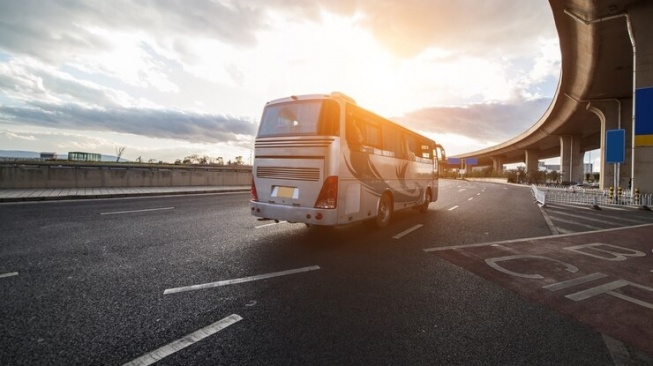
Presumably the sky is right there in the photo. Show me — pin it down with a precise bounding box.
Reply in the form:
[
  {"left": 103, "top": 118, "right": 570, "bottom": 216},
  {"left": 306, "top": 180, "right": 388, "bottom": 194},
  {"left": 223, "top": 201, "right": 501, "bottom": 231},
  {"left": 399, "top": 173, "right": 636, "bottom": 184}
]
[{"left": 0, "top": 0, "right": 563, "bottom": 164}]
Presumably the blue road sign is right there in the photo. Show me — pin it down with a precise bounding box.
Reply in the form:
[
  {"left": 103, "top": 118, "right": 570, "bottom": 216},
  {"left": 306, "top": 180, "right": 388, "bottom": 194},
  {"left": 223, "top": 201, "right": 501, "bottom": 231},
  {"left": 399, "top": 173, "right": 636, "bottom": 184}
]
[
  {"left": 465, "top": 157, "right": 478, "bottom": 165},
  {"left": 635, "top": 87, "right": 653, "bottom": 146},
  {"left": 606, "top": 129, "right": 625, "bottom": 164},
  {"left": 447, "top": 157, "right": 461, "bottom": 165}
]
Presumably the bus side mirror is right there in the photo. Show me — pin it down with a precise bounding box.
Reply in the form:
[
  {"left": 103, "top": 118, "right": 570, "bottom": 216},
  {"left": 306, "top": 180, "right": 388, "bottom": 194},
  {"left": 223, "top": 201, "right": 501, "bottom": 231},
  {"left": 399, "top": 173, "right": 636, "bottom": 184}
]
[{"left": 435, "top": 144, "right": 446, "bottom": 162}]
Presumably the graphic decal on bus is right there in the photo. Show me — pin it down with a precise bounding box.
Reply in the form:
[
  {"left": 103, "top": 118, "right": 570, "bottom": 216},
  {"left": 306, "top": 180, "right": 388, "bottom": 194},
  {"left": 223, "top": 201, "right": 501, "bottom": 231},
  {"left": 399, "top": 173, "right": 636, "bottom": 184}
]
[{"left": 344, "top": 151, "right": 424, "bottom": 202}]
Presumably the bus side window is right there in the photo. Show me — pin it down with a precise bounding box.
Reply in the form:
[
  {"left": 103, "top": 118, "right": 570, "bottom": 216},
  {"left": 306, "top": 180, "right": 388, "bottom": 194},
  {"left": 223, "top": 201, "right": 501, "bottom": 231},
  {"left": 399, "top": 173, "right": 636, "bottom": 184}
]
[
  {"left": 382, "top": 124, "right": 402, "bottom": 158},
  {"left": 405, "top": 135, "right": 417, "bottom": 161},
  {"left": 363, "top": 122, "right": 381, "bottom": 148},
  {"left": 421, "top": 143, "right": 432, "bottom": 159},
  {"left": 346, "top": 113, "right": 363, "bottom": 149},
  {"left": 319, "top": 100, "right": 340, "bottom": 136}
]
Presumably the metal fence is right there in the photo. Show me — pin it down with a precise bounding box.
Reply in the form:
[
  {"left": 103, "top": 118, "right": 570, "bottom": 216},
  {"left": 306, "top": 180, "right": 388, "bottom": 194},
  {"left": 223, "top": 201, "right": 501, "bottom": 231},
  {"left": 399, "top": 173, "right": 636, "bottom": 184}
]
[{"left": 531, "top": 184, "right": 653, "bottom": 209}]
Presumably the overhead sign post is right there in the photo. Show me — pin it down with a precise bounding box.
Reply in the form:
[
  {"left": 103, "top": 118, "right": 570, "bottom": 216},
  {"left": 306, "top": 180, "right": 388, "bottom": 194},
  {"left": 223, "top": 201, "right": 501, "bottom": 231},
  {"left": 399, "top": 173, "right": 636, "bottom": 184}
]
[{"left": 606, "top": 129, "right": 625, "bottom": 193}]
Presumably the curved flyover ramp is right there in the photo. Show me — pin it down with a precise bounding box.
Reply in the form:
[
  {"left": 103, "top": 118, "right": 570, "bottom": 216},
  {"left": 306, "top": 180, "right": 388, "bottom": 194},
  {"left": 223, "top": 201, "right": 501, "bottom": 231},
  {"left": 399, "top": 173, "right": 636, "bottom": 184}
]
[{"left": 456, "top": 0, "right": 653, "bottom": 193}]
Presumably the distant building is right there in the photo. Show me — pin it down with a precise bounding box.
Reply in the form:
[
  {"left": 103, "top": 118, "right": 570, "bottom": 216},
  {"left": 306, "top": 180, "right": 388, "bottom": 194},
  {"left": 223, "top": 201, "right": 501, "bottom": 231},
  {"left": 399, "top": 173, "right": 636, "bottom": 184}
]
[
  {"left": 40, "top": 152, "right": 57, "bottom": 160},
  {"left": 539, "top": 162, "right": 560, "bottom": 172},
  {"left": 68, "top": 152, "right": 101, "bottom": 162}
]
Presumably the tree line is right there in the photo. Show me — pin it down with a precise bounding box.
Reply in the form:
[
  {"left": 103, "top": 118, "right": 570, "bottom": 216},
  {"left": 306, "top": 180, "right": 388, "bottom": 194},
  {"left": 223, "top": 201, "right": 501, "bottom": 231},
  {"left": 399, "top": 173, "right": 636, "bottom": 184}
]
[
  {"left": 173, "top": 154, "right": 245, "bottom": 166},
  {"left": 116, "top": 147, "right": 247, "bottom": 166}
]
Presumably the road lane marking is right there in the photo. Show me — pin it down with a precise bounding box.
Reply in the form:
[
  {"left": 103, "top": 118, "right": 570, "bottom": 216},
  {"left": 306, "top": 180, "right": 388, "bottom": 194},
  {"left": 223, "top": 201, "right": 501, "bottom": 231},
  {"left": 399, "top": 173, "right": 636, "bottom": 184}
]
[
  {"left": 164, "top": 265, "right": 321, "bottom": 295},
  {"left": 423, "top": 223, "right": 653, "bottom": 252},
  {"left": 550, "top": 217, "right": 603, "bottom": 231},
  {"left": 100, "top": 207, "right": 174, "bottom": 215},
  {"left": 122, "top": 314, "right": 242, "bottom": 366},
  {"left": 468, "top": 197, "right": 474, "bottom": 201},
  {"left": 0, "top": 272, "right": 18, "bottom": 278},
  {"left": 448, "top": 205, "right": 459, "bottom": 211},
  {"left": 543, "top": 272, "right": 608, "bottom": 291},
  {"left": 255, "top": 221, "right": 287, "bottom": 229},
  {"left": 393, "top": 224, "right": 424, "bottom": 239}
]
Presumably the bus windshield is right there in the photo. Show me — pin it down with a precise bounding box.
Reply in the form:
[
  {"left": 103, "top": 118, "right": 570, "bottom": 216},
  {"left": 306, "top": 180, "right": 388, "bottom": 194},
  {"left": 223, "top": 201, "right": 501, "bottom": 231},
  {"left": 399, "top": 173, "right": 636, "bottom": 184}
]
[{"left": 258, "top": 100, "right": 339, "bottom": 137}]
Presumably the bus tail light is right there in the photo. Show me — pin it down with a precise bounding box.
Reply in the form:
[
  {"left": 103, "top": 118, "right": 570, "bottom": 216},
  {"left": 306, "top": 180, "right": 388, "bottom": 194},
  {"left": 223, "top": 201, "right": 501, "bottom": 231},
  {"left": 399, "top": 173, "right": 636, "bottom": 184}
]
[
  {"left": 250, "top": 177, "right": 259, "bottom": 201},
  {"left": 314, "top": 176, "right": 338, "bottom": 209}
]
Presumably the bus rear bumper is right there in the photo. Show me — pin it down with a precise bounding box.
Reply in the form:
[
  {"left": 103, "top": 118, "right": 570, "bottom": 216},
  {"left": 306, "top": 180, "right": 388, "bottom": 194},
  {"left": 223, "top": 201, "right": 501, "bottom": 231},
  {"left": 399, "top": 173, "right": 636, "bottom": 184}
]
[{"left": 250, "top": 201, "right": 338, "bottom": 226}]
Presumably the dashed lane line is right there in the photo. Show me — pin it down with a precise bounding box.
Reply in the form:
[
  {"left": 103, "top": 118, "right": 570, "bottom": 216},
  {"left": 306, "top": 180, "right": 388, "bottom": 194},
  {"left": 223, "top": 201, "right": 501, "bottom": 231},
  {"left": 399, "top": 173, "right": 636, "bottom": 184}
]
[
  {"left": 164, "top": 265, "right": 321, "bottom": 295},
  {"left": 100, "top": 207, "right": 174, "bottom": 215},
  {"left": 393, "top": 224, "right": 424, "bottom": 239},
  {"left": 122, "top": 314, "right": 242, "bottom": 366},
  {"left": 448, "top": 205, "right": 459, "bottom": 211},
  {"left": 0, "top": 272, "right": 18, "bottom": 279}
]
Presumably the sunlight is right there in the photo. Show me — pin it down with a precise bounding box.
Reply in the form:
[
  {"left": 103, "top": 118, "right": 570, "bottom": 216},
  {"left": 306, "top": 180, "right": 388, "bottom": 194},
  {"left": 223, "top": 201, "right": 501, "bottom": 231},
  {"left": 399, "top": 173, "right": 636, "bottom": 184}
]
[{"left": 232, "top": 9, "right": 529, "bottom": 121}]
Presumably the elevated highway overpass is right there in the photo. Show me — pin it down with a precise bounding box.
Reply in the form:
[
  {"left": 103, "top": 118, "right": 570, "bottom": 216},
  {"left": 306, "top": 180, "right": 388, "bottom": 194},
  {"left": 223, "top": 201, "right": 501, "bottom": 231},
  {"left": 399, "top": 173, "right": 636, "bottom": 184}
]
[{"left": 456, "top": 0, "right": 653, "bottom": 193}]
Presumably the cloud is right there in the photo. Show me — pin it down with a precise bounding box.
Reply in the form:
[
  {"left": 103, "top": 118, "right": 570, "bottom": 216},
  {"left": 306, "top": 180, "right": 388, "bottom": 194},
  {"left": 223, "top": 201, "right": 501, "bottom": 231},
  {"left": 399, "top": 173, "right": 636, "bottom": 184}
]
[
  {"left": 396, "top": 97, "right": 552, "bottom": 144},
  {"left": 0, "top": 57, "right": 140, "bottom": 107},
  {"left": 0, "top": 102, "right": 257, "bottom": 144},
  {"left": 0, "top": 1, "right": 555, "bottom": 64},
  {"left": 260, "top": 0, "right": 556, "bottom": 58},
  {"left": 0, "top": 0, "right": 262, "bottom": 62},
  {"left": 0, "top": 130, "right": 36, "bottom": 141},
  {"left": 0, "top": 1, "right": 559, "bottom": 161}
]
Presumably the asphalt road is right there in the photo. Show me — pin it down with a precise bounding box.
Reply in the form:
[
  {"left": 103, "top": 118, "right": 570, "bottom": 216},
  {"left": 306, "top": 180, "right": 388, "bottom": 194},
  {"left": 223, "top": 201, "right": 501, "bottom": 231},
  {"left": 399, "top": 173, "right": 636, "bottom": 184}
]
[{"left": 1, "top": 180, "right": 652, "bottom": 365}]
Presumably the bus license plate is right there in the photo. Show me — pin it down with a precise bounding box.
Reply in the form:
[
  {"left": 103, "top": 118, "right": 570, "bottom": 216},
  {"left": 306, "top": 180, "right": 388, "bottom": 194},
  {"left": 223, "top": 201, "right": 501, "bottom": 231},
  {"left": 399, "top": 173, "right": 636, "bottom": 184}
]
[{"left": 274, "top": 186, "right": 298, "bottom": 199}]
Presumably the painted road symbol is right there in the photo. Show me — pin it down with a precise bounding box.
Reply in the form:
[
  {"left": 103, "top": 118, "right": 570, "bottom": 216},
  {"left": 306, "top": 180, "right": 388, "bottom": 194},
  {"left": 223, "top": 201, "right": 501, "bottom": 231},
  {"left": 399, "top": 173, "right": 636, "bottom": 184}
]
[{"left": 425, "top": 224, "right": 653, "bottom": 356}]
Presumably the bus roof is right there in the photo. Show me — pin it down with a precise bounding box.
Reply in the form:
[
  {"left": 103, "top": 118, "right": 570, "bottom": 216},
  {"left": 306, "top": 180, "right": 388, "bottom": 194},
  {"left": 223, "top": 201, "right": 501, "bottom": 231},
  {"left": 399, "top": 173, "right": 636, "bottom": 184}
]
[{"left": 265, "top": 92, "right": 357, "bottom": 106}]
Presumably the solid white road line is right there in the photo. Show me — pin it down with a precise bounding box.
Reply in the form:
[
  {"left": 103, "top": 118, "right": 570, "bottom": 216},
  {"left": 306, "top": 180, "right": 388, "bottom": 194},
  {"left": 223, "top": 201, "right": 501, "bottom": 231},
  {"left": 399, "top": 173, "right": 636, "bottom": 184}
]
[
  {"left": 122, "top": 314, "right": 242, "bottom": 366},
  {"left": 423, "top": 223, "right": 653, "bottom": 252},
  {"left": 0, "top": 272, "right": 18, "bottom": 278},
  {"left": 393, "top": 224, "right": 424, "bottom": 239},
  {"left": 448, "top": 205, "right": 459, "bottom": 211},
  {"left": 100, "top": 207, "right": 175, "bottom": 215},
  {"left": 255, "top": 221, "right": 287, "bottom": 229},
  {"left": 164, "top": 265, "right": 321, "bottom": 295}
]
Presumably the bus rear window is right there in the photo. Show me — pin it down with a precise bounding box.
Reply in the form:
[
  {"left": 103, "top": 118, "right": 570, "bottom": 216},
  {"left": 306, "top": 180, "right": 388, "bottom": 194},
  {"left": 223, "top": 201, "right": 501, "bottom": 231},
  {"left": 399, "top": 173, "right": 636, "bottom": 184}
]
[{"left": 258, "top": 100, "right": 339, "bottom": 137}]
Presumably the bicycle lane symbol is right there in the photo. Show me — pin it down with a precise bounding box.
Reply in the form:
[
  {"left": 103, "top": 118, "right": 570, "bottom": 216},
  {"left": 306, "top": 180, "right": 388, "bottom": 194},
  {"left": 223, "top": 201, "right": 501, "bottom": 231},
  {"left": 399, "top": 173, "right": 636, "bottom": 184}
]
[{"left": 425, "top": 224, "right": 653, "bottom": 356}]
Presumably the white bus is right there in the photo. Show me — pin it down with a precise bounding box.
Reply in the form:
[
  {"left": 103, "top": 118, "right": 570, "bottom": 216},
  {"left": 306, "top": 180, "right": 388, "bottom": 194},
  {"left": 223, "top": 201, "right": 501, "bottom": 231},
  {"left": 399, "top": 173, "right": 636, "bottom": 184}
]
[{"left": 250, "top": 92, "right": 446, "bottom": 228}]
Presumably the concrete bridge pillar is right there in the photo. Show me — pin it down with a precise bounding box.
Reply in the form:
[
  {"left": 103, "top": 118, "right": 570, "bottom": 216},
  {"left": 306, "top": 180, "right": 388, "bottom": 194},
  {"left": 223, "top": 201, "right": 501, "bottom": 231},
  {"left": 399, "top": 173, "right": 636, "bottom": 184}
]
[
  {"left": 525, "top": 149, "right": 539, "bottom": 176},
  {"left": 491, "top": 156, "right": 504, "bottom": 175},
  {"left": 631, "top": 1, "right": 653, "bottom": 194},
  {"left": 560, "top": 135, "right": 584, "bottom": 184}
]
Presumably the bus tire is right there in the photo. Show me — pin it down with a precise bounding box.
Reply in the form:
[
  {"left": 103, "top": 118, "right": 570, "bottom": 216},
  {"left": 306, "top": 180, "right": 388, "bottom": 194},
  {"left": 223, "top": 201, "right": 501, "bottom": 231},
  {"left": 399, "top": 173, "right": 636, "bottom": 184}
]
[
  {"left": 419, "top": 188, "right": 431, "bottom": 213},
  {"left": 375, "top": 193, "right": 393, "bottom": 228}
]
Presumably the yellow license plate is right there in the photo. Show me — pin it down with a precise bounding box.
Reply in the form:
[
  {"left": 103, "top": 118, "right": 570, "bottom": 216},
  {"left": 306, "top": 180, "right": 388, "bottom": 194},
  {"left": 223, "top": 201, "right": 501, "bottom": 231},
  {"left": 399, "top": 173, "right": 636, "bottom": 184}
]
[{"left": 277, "top": 186, "right": 295, "bottom": 198}]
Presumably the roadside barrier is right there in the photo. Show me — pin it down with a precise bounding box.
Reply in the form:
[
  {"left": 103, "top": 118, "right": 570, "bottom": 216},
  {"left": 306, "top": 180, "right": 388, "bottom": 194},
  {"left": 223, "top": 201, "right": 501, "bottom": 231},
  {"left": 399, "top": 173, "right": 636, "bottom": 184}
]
[{"left": 531, "top": 185, "right": 652, "bottom": 210}]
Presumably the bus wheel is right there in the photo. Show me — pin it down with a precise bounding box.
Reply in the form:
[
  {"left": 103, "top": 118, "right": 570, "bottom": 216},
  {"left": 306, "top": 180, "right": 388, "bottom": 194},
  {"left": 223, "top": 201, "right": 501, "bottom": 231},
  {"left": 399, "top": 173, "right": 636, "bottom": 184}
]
[
  {"left": 420, "top": 189, "right": 431, "bottom": 213},
  {"left": 375, "top": 193, "right": 393, "bottom": 228}
]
